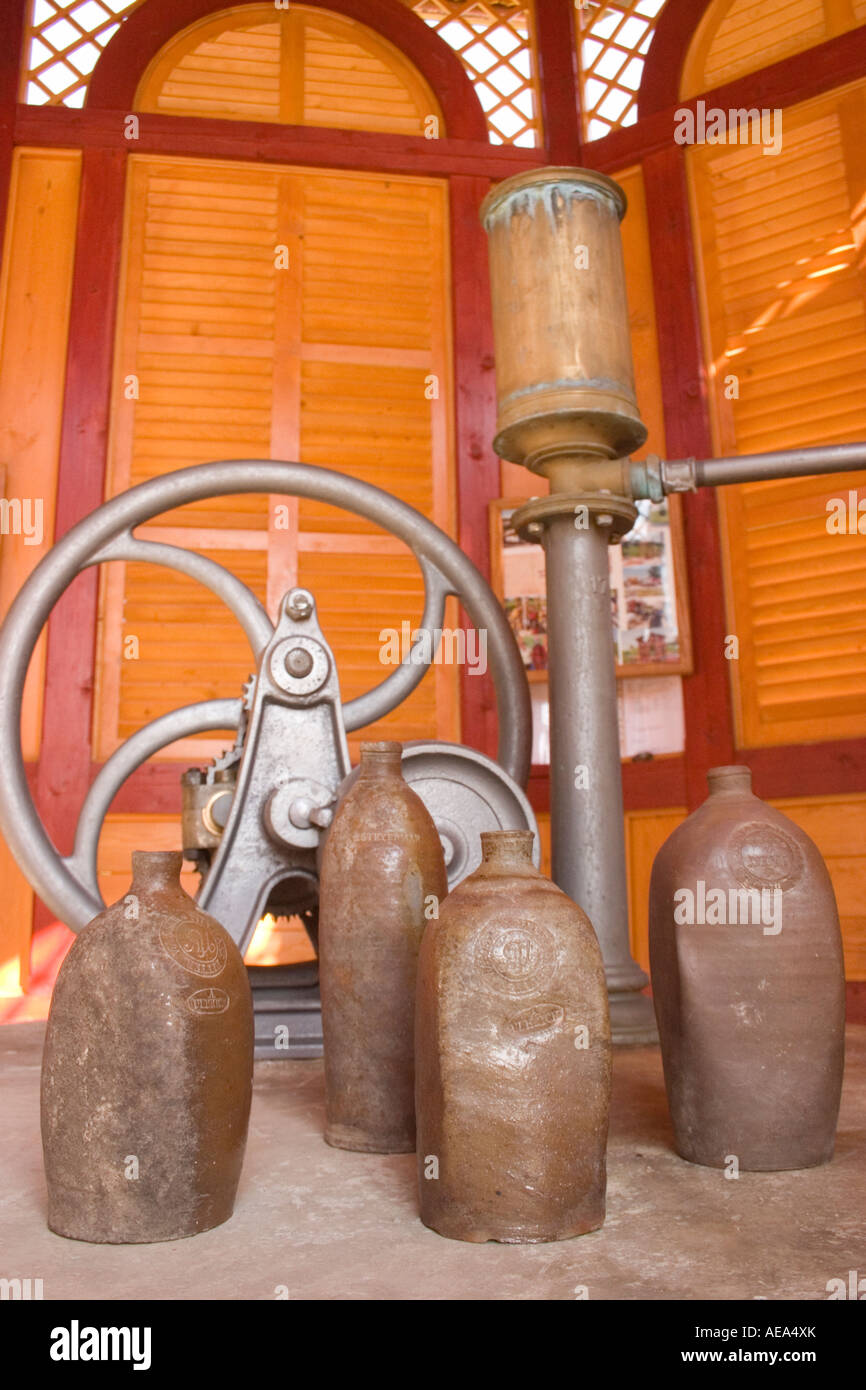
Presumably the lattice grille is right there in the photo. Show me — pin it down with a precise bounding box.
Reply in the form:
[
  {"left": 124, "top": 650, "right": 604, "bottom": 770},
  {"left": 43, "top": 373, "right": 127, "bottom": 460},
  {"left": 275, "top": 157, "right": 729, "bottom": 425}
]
[
  {"left": 578, "top": 0, "right": 667, "bottom": 143},
  {"left": 408, "top": 0, "right": 540, "bottom": 146},
  {"left": 22, "top": 0, "right": 143, "bottom": 106}
]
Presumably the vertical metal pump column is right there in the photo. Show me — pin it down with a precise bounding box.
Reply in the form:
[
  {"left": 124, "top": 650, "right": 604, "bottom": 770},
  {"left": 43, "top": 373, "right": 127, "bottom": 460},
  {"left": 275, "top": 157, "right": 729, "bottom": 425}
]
[{"left": 481, "top": 167, "right": 658, "bottom": 1043}]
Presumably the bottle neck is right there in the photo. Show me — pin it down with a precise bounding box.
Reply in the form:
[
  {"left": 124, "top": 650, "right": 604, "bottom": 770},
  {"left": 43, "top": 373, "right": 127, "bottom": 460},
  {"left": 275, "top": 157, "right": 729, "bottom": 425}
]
[
  {"left": 480, "top": 830, "right": 537, "bottom": 872},
  {"left": 357, "top": 740, "right": 404, "bottom": 780},
  {"left": 130, "top": 850, "right": 184, "bottom": 894},
  {"left": 706, "top": 765, "right": 753, "bottom": 798}
]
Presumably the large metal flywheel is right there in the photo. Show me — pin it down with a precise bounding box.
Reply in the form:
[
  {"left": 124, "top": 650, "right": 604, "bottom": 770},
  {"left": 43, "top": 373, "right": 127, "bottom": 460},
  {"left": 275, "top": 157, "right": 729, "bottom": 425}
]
[{"left": 0, "top": 461, "right": 534, "bottom": 956}]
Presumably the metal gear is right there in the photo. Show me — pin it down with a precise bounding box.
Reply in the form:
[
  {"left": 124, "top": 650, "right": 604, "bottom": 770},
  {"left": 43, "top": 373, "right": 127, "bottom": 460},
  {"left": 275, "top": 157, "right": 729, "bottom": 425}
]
[{"left": 241, "top": 674, "right": 257, "bottom": 712}]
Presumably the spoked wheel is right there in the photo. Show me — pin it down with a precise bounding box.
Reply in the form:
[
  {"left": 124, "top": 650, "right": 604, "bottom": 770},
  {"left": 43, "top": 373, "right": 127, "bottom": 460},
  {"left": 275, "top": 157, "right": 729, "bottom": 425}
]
[{"left": 0, "top": 461, "right": 532, "bottom": 933}]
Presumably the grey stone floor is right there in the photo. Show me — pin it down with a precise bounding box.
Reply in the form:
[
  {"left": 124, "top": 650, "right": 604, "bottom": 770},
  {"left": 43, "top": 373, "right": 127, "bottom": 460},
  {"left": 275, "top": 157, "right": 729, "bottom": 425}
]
[{"left": 1, "top": 1021, "right": 863, "bottom": 1300}]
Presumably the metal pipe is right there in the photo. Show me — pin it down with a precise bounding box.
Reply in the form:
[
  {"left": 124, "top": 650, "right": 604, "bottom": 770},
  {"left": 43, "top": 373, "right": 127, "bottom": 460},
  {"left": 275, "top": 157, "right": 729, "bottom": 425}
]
[
  {"left": 482, "top": 167, "right": 658, "bottom": 1044},
  {"left": 691, "top": 441, "right": 866, "bottom": 489},
  {"left": 543, "top": 513, "right": 656, "bottom": 1041},
  {"left": 636, "top": 441, "right": 866, "bottom": 498}
]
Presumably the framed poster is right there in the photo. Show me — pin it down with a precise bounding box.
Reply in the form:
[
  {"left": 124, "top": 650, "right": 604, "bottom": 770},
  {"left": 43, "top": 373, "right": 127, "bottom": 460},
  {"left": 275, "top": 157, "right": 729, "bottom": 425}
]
[{"left": 489, "top": 496, "right": 693, "bottom": 680}]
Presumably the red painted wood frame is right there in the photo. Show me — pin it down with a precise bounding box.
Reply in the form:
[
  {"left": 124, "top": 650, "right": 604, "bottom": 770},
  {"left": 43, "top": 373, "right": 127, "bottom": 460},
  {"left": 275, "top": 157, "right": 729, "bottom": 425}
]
[
  {"left": 0, "top": 0, "right": 27, "bottom": 250},
  {"left": 1, "top": 0, "right": 864, "bottom": 916},
  {"left": 643, "top": 144, "right": 734, "bottom": 812}
]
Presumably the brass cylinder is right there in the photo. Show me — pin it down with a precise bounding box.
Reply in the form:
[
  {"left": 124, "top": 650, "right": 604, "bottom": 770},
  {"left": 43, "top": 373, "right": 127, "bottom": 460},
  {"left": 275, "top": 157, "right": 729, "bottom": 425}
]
[{"left": 480, "top": 167, "right": 647, "bottom": 475}]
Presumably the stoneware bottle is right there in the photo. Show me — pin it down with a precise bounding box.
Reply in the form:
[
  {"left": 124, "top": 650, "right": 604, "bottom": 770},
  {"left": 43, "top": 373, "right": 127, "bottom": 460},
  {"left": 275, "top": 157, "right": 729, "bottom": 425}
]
[
  {"left": 649, "top": 765, "right": 845, "bottom": 1171},
  {"left": 318, "top": 740, "right": 448, "bottom": 1153},
  {"left": 41, "top": 851, "right": 253, "bottom": 1243},
  {"left": 415, "top": 829, "right": 612, "bottom": 1243}
]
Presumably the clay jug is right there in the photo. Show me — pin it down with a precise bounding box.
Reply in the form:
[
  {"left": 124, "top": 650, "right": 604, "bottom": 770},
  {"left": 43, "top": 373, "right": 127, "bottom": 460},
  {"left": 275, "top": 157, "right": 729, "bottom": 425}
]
[
  {"left": 415, "top": 829, "right": 611, "bottom": 1243},
  {"left": 41, "top": 851, "right": 253, "bottom": 1243},
  {"left": 649, "top": 765, "right": 845, "bottom": 1170},
  {"left": 318, "top": 740, "right": 448, "bottom": 1153}
]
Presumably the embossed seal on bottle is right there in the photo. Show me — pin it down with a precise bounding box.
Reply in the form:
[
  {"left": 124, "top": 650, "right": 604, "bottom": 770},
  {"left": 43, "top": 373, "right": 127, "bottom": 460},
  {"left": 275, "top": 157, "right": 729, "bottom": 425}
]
[
  {"left": 727, "top": 822, "right": 804, "bottom": 892},
  {"left": 476, "top": 921, "right": 555, "bottom": 995},
  {"left": 160, "top": 917, "right": 227, "bottom": 978},
  {"left": 502, "top": 1002, "right": 564, "bottom": 1037},
  {"left": 186, "top": 987, "right": 231, "bottom": 1016}
]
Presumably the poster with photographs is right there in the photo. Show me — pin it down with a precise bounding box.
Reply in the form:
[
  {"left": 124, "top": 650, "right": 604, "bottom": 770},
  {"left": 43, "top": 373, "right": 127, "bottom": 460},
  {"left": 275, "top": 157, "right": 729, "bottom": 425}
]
[
  {"left": 609, "top": 500, "right": 689, "bottom": 673},
  {"left": 491, "top": 498, "right": 692, "bottom": 680}
]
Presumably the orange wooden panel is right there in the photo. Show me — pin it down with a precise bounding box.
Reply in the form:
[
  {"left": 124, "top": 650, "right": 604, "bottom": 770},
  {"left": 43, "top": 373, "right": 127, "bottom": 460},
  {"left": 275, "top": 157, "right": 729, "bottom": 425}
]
[
  {"left": 535, "top": 811, "right": 550, "bottom": 876},
  {"left": 302, "top": 13, "right": 438, "bottom": 135},
  {"left": 689, "top": 83, "right": 866, "bottom": 746},
  {"left": 625, "top": 807, "right": 688, "bottom": 977},
  {"left": 616, "top": 164, "right": 667, "bottom": 464},
  {"left": 0, "top": 148, "right": 82, "bottom": 991},
  {"left": 299, "top": 361, "right": 437, "bottom": 533},
  {"left": 770, "top": 793, "right": 866, "bottom": 981},
  {"left": 107, "top": 157, "right": 277, "bottom": 529},
  {"left": 0, "top": 149, "right": 81, "bottom": 759}
]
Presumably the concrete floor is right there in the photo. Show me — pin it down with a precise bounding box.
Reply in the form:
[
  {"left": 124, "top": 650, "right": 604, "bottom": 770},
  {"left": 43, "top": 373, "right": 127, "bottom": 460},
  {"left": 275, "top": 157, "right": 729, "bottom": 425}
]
[{"left": 1, "top": 1020, "right": 863, "bottom": 1300}]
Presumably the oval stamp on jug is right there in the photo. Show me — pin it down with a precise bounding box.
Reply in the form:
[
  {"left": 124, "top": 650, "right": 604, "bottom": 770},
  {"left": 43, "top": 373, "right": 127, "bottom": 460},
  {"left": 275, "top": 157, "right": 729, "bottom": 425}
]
[
  {"left": 726, "top": 822, "right": 804, "bottom": 892},
  {"left": 160, "top": 917, "right": 227, "bottom": 978},
  {"left": 186, "top": 987, "right": 231, "bottom": 1016},
  {"left": 502, "top": 1002, "right": 565, "bottom": 1038}
]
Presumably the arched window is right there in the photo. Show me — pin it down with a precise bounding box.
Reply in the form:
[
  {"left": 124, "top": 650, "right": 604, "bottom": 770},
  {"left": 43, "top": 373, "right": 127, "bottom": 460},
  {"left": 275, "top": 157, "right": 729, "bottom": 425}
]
[
  {"left": 136, "top": 5, "right": 443, "bottom": 135},
  {"left": 21, "top": 0, "right": 542, "bottom": 145},
  {"left": 681, "top": 0, "right": 866, "bottom": 98}
]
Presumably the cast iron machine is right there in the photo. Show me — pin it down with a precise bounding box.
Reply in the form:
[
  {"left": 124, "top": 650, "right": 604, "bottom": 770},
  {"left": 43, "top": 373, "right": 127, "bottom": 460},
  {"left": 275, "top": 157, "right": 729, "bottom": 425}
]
[
  {"left": 0, "top": 463, "right": 538, "bottom": 1056},
  {"left": 1, "top": 166, "right": 865, "bottom": 1053}
]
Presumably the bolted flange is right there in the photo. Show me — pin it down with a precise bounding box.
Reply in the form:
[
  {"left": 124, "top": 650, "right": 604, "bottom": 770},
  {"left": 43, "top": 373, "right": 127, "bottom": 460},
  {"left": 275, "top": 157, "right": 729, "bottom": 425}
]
[{"left": 512, "top": 492, "right": 638, "bottom": 544}]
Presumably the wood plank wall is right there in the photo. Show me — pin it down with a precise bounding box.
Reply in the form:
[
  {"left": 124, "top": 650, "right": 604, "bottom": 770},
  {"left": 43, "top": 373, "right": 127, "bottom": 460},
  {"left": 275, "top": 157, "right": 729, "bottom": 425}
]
[{"left": 0, "top": 148, "right": 80, "bottom": 991}]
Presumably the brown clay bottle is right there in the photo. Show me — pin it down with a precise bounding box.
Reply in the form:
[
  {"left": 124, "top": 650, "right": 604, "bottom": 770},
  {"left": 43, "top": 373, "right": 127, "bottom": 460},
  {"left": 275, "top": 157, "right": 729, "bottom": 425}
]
[
  {"left": 318, "top": 740, "right": 448, "bottom": 1153},
  {"left": 649, "top": 765, "right": 845, "bottom": 1171},
  {"left": 415, "top": 829, "right": 612, "bottom": 1243},
  {"left": 41, "top": 851, "right": 253, "bottom": 1243}
]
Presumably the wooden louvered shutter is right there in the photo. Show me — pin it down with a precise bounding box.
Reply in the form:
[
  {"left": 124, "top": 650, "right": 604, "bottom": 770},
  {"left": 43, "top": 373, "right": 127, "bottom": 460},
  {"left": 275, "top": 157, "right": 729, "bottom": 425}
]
[
  {"left": 98, "top": 155, "right": 455, "bottom": 761},
  {"left": 98, "top": 159, "right": 277, "bottom": 760},
  {"left": 295, "top": 171, "right": 456, "bottom": 743},
  {"left": 689, "top": 83, "right": 866, "bottom": 747},
  {"left": 137, "top": 4, "right": 441, "bottom": 136},
  {"left": 682, "top": 0, "right": 830, "bottom": 98}
]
